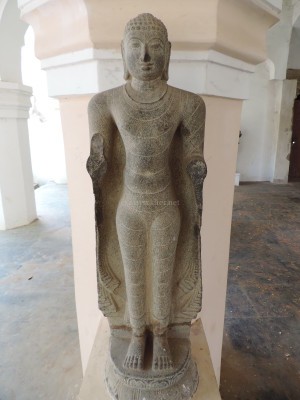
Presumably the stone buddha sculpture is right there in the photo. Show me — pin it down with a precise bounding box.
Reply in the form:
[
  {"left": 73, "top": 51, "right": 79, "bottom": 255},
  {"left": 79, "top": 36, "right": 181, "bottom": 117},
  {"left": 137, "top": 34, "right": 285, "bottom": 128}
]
[{"left": 87, "top": 13, "right": 206, "bottom": 400}]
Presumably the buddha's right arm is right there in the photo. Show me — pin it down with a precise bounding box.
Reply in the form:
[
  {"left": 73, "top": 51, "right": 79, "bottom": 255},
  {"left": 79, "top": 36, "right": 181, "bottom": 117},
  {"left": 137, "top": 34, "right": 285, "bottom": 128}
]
[
  {"left": 86, "top": 93, "right": 114, "bottom": 191},
  {"left": 86, "top": 133, "right": 107, "bottom": 190},
  {"left": 86, "top": 133, "right": 107, "bottom": 226},
  {"left": 87, "top": 93, "right": 115, "bottom": 226}
]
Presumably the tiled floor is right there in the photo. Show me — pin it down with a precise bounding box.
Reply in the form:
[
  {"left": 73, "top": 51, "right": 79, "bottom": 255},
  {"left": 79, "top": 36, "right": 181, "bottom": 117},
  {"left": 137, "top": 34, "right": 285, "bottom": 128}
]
[
  {"left": 0, "top": 183, "right": 82, "bottom": 400},
  {"left": 1, "top": 182, "right": 299, "bottom": 399},
  {"left": 220, "top": 182, "right": 300, "bottom": 400}
]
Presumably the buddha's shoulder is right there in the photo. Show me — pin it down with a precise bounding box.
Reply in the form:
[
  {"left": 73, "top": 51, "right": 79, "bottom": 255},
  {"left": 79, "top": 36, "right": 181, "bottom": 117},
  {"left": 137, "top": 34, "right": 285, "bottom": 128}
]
[
  {"left": 88, "top": 86, "right": 124, "bottom": 110},
  {"left": 169, "top": 85, "right": 205, "bottom": 113}
]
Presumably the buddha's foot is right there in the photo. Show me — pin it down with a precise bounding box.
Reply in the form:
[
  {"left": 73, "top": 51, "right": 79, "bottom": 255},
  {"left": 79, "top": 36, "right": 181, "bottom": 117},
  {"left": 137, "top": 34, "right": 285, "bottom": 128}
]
[
  {"left": 152, "top": 333, "right": 173, "bottom": 371},
  {"left": 123, "top": 334, "right": 146, "bottom": 370}
]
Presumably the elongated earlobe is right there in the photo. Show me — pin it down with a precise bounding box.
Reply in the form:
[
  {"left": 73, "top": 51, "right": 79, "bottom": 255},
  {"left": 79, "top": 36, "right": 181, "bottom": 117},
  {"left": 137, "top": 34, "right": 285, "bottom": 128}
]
[
  {"left": 162, "top": 41, "right": 171, "bottom": 81},
  {"left": 121, "top": 41, "right": 130, "bottom": 81}
]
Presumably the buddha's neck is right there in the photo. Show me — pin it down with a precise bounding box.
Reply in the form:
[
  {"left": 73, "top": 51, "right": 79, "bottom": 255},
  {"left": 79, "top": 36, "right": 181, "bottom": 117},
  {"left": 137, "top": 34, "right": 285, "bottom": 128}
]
[{"left": 127, "top": 78, "right": 167, "bottom": 103}]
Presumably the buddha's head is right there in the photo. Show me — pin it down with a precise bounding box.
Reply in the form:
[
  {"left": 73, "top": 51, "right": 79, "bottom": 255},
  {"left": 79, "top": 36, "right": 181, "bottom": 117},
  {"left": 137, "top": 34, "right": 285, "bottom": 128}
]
[{"left": 122, "top": 13, "right": 171, "bottom": 82}]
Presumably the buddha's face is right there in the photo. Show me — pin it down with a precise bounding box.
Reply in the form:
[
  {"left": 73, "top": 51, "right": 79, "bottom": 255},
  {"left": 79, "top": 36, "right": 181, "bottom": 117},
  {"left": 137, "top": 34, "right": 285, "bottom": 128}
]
[{"left": 122, "top": 31, "right": 169, "bottom": 82}]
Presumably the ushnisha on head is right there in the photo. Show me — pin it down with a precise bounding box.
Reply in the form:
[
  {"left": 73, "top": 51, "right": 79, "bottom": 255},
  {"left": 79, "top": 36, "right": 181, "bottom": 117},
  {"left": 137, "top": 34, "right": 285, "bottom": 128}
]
[{"left": 122, "top": 13, "right": 171, "bottom": 82}]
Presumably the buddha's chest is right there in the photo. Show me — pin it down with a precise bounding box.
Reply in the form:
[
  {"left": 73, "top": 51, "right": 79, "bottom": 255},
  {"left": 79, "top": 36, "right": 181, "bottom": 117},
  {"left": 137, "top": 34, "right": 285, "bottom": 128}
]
[{"left": 112, "top": 90, "right": 181, "bottom": 154}]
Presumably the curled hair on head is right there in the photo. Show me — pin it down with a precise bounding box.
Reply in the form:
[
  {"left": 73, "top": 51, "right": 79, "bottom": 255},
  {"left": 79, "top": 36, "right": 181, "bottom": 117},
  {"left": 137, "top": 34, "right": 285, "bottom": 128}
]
[{"left": 124, "top": 13, "right": 168, "bottom": 42}]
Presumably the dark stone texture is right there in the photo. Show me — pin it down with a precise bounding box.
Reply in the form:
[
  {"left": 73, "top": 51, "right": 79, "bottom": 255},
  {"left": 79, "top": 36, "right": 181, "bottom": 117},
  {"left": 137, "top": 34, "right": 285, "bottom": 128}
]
[{"left": 86, "top": 13, "right": 207, "bottom": 400}]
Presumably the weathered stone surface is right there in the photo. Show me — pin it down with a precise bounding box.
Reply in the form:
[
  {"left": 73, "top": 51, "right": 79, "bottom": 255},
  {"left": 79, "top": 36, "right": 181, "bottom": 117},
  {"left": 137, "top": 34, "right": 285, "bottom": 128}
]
[
  {"left": 78, "top": 319, "right": 222, "bottom": 400},
  {"left": 106, "top": 339, "right": 198, "bottom": 399},
  {"left": 87, "top": 13, "right": 206, "bottom": 399}
]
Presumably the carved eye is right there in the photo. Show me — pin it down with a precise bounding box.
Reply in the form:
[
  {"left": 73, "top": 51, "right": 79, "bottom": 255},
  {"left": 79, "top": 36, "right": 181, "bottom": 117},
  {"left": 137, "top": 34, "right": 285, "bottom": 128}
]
[
  {"left": 150, "top": 43, "right": 162, "bottom": 50},
  {"left": 130, "top": 41, "right": 140, "bottom": 49}
]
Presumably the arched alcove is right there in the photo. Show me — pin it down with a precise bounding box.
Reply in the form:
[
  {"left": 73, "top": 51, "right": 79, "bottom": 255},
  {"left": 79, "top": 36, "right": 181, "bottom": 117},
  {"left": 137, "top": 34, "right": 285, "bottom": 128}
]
[
  {"left": 237, "top": 59, "right": 277, "bottom": 182},
  {"left": 287, "top": 13, "right": 300, "bottom": 92},
  {"left": 286, "top": 14, "right": 300, "bottom": 181},
  {"left": 238, "top": 0, "right": 300, "bottom": 184},
  {"left": 0, "top": 0, "right": 27, "bottom": 82},
  {"left": 0, "top": 0, "right": 37, "bottom": 230},
  {"left": 22, "top": 26, "right": 67, "bottom": 185}
]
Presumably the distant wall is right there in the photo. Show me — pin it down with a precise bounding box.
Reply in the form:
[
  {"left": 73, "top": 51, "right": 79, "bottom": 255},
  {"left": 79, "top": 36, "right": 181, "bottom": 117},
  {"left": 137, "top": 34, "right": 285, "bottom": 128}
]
[
  {"left": 0, "top": 0, "right": 27, "bottom": 82},
  {"left": 22, "top": 27, "right": 67, "bottom": 185},
  {"left": 237, "top": 62, "right": 275, "bottom": 181},
  {"left": 267, "top": 0, "right": 294, "bottom": 80},
  {"left": 288, "top": 25, "right": 300, "bottom": 69},
  {"left": 237, "top": 0, "right": 298, "bottom": 183}
]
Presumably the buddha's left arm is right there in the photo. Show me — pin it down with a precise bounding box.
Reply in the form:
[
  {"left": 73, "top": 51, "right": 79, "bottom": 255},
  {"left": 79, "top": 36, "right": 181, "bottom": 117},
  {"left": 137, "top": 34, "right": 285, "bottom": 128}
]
[{"left": 181, "top": 94, "right": 207, "bottom": 215}]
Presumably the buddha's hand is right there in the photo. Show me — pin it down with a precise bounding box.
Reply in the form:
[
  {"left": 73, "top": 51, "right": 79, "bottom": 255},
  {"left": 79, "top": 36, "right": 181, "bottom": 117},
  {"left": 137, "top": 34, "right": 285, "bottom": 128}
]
[
  {"left": 186, "top": 158, "right": 207, "bottom": 214},
  {"left": 86, "top": 133, "right": 107, "bottom": 181},
  {"left": 86, "top": 156, "right": 107, "bottom": 180}
]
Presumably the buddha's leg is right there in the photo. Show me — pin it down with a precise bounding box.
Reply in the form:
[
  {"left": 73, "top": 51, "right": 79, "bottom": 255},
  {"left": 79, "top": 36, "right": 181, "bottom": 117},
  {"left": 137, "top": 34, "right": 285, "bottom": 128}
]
[
  {"left": 116, "top": 203, "right": 147, "bottom": 370},
  {"left": 150, "top": 206, "right": 180, "bottom": 370}
]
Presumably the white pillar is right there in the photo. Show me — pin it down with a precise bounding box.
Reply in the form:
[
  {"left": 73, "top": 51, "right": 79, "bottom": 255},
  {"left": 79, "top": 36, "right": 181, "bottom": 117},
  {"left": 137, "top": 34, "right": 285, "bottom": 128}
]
[
  {"left": 0, "top": 81, "right": 36, "bottom": 230},
  {"left": 267, "top": 0, "right": 298, "bottom": 182},
  {"left": 271, "top": 78, "right": 297, "bottom": 183}
]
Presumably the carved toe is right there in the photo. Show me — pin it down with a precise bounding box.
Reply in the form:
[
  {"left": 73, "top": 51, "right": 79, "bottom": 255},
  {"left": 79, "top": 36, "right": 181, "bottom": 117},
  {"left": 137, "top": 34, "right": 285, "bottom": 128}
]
[
  {"left": 152, "top": 333, "right": 173, "bottom": 371},
  {"left": 123, "top": 335, "right": 146, "bottom": 370}
]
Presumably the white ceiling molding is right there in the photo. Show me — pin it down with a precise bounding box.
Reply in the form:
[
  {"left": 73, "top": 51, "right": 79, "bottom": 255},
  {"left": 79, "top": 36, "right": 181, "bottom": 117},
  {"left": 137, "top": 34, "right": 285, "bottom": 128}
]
[
  {"left": 40, "top": 48, "right": 254, "bottom": 99},
  {"left": 293, "top": 1, "right": 300, "bottom": 25},
  {"left": 249, "top": 0, "right": 282, "bottom": 17},
  {"left": 18, "top": 0, "right": 50, "bottom": 17},
  {"left": 0, "top": 0, "right": 8, "bottom": 22}
]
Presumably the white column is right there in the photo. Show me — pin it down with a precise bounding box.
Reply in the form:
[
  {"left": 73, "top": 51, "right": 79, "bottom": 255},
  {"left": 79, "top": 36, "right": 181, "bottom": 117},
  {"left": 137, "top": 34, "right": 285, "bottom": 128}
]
[
  {"left": 271, "top": 78, "right": 297, "bottom": 183},
  {"left": 0, "top": 81, "right": 37, "bottom": 230},
  {"left": 267, "top": 0, "right": 297, "bottom": 182}
]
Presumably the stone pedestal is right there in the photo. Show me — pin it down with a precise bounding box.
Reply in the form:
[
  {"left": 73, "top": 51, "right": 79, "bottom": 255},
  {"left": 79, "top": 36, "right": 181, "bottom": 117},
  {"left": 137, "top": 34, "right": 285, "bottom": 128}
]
[
  {"left": 0, "top": 81, "right": 36, "bottom": 230},
  {"left": 106, "top": 328, "right": 198, "bottom": 400},
  {"left": 78, "top": 318, "right": 221, "bottom": 400}
]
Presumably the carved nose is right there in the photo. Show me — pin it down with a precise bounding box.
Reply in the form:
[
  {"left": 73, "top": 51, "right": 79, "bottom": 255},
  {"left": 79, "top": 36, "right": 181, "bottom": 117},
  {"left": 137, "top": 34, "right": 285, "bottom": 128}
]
[{"left": 141, "top": 47, "right": 151, "bottom": 62}]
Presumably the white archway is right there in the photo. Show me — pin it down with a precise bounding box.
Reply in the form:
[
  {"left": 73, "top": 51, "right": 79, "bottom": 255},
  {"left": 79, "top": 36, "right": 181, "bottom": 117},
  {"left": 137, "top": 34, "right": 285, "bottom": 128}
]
[
  {"left": 288, "top": 14, "right": 300, "bottom": 71},
  {"left": 0, "top": 0, "right": 36, "bottom": 229},
  {"left": 22, "top": 27, "right": 67, "bottom": 185},
  {"left": 0, "top": 0, "right": 27, "bottom": 81},
  {"left": 0, "top": 0, "right": 8, "bottom": 19}
]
